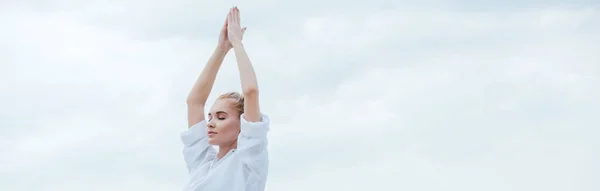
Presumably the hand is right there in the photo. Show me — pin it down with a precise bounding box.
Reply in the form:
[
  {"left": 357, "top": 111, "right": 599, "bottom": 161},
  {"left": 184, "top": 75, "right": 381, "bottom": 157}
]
[
  {"left": 227, "top": 7, "right": 246, "bottom": 47},
  {"left": 218, "top": 8, "right": 246, "bottom": 50}
]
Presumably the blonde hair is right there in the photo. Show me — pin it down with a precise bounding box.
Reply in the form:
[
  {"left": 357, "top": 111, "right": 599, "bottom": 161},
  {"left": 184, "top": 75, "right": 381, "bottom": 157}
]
[{"left": 217, "top": 92, "right": 244, "bottom": 116}]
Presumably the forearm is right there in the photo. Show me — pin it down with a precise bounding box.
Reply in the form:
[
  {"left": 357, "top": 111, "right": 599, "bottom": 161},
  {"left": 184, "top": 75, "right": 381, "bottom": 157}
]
[
  {"left": 232, "top": 43, "right": 261, "bottom": 122},
  {"left": 232, "top": 43, "right": 259, "bottom": 94},
  {"left": 187, "top": 46, "right": 228, "bottom": 105}
]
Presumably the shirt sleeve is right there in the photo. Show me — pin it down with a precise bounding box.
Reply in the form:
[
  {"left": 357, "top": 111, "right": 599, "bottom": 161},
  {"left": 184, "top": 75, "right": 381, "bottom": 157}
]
[
  {"left": 237, "top": 113, "right": 270, "bottom": 177},
  {"left": 180, "top": 120, "right": 217, "bottom": 173}
]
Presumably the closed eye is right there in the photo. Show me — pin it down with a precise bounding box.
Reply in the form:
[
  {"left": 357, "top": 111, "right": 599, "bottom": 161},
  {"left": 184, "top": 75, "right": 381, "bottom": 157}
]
[{"left": 209, "top": 111, "right": 228, "bottom": 121}]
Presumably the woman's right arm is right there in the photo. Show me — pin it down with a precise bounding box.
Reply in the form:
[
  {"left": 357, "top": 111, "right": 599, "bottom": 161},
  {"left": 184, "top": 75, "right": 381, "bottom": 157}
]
[
  {"left": 182, "top": 46, "right": 227, "bottom": 172},
  {"left": 186, "top": 46, "right": 228, "bottom": 128}
]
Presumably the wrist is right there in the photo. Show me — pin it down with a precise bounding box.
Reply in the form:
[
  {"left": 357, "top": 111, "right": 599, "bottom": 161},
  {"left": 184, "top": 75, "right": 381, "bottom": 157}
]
[
  {"left": 215, "top": 45, "right": 230, "bottom": 54},
  {"left": 232, "top": 42, "right": 244, "bottom": 49}
]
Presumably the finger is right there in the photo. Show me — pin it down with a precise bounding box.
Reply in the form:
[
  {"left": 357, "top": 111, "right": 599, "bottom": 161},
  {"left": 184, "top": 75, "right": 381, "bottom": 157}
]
[
  {"left": 224, "top": 10, "right": 229, "bottom": 26},
  {"left": 227, "top": 8, "right": 233, "bottom": 24},
  {"left": 238, "top": 8, "right": 241, "bottom": 25},
  {"left": 241, "top": 27, "right": 247, "bottom": 39},
  {"left": 234, "top": 7, "right": 240, "bottom": 24},
  {"left": 232, "top": 7, "right": 236, "bottom": 22}
]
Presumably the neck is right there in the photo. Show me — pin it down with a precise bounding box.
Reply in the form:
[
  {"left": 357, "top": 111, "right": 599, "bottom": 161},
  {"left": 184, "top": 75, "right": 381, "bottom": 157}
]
[{"left": 217, "top": 141, "right": 237, "bottom": 160}]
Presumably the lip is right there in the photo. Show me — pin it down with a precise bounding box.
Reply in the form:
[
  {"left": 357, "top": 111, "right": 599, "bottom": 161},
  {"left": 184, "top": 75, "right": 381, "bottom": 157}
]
[{"left": 208, "top": 131, "right": 217, "bottom": 136}]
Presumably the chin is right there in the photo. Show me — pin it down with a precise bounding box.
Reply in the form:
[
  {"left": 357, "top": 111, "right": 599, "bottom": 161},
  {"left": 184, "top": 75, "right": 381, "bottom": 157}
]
[{"left": 208, "top": 138, "right": 218, "bottom": 145}]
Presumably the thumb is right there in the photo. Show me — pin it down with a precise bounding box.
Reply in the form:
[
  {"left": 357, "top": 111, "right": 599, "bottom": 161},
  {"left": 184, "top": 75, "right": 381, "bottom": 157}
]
[{"left": 242, "top": 27, "right": 247, "bottom": 34}]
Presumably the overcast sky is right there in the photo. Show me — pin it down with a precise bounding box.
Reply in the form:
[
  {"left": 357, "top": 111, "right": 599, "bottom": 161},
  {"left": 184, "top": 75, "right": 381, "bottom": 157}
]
[{"left": 1, "top": 0, "right": 599, "bottom": 191}]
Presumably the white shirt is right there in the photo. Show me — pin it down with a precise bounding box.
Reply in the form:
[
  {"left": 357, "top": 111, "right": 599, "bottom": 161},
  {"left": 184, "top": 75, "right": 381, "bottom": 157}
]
[{"left": 180, "top": 113, "right": 270, "bottom": 191}]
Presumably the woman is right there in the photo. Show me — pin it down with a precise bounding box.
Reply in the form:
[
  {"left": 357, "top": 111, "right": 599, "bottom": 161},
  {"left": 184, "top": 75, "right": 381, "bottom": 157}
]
[{"left": 181, "top": 7, "right": 270, "bottom": 191}]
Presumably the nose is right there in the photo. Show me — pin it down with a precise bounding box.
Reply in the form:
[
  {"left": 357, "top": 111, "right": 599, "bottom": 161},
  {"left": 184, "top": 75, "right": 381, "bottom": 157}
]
[{"left": 207, "top": 121, "right": 215, "bottom": 129}]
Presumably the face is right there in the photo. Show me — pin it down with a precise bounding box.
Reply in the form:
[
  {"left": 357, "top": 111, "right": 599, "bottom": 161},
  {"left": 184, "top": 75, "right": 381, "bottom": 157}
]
[{"left": 207, "top": 98, "right": 241, "bottom": 146}]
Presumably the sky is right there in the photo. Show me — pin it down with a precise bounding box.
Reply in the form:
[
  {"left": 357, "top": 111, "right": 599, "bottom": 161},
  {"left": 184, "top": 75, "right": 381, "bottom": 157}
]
[{"left": 1, "top": 0, "right": 599, "bottom": 190}]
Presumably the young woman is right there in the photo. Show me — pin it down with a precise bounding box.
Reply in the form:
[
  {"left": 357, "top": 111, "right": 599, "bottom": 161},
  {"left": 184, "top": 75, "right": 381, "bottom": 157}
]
[{"left": 181, "top": 7, "right": 270, "bottom": 191}]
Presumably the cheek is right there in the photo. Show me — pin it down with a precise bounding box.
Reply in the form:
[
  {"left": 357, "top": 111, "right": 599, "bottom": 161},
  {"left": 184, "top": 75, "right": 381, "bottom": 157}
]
[{"left": 217, "top": 120, "right": 240, "bottom": 135}]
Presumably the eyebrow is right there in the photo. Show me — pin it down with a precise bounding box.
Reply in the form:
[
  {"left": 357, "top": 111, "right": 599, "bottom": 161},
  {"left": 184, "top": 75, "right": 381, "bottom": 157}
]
[{"left": 208, "top": 111, "right": 228, "bottom": 116}]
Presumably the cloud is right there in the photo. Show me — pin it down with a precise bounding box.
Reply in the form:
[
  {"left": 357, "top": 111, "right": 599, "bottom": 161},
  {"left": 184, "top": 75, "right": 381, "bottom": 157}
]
[{"left": 1, "top": 1, "right": 599, "bottom": 191}]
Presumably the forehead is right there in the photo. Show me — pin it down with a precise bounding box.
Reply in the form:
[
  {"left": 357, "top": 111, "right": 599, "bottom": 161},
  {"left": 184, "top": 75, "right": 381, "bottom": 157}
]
[{"left": 209, "top": 98, "right": 236, "bottom": 113}]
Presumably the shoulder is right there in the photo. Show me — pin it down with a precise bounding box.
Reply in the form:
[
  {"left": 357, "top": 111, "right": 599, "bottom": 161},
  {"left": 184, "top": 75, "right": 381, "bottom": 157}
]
[
  {"left": 241, "top": 113, "right": 270, "bottom": 126},
  {"left": 181, "top": 120, "right": 208, "bottom": 145},
  {"left": 240, "top": 113, "right": 270, "bottom": 137}
]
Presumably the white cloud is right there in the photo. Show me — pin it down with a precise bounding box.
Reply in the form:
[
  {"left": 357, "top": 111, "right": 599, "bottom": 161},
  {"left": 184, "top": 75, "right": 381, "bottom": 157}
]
[{"left": 1, "top": 1, "right": 599, "bottom": 191}]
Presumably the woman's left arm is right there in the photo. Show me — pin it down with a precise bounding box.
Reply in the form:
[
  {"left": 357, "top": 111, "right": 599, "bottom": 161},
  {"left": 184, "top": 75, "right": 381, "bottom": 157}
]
[
  {"left": 233, "top": 43, "right": 261, "bottom": 122},
  {"left": 228, "top": 7, "right": 261, "bottom": 122},
  {"left": 228, "top": 7, "right": 269, "bottom": 181}
]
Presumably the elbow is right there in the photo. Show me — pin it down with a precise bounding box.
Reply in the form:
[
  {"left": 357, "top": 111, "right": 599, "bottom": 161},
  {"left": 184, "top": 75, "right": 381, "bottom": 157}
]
[
  {"left": 186, "top": 94, "right": 195, "bottom": 104},
  {"left": 186, "top": 97, "right": 194, "bottom": 105},
  {"left": 186, "top": 97, "right": 196, "bottom": 105},
  {"left": 243, "top": 86, "right": 259, "bottom": 97},
  {"left": 186, "top": 95, "right": 204, "bottom": 106}
]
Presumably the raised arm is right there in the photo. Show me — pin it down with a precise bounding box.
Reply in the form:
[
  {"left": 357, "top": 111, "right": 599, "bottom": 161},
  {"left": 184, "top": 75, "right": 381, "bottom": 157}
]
[
  {"left": 226, "top": 8, "right": 270, "bottom": 182},
  {"left": 186, "top": 47, "right": 227, "bottom": 127},
  {"left": 186, "top": 13, "right": 243, "bottom": 128},
  {"left": 227, "top": 7, "right": 261, "bottom": 122},
  {"left": 182, "top": 13, "right": 243, "bottom": 173}
]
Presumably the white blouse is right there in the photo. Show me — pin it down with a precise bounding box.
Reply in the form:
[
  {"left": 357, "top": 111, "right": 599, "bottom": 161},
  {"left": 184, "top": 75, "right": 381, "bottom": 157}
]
[{"left": 181, "top": 113, "right": 270, "bottom": 191}]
